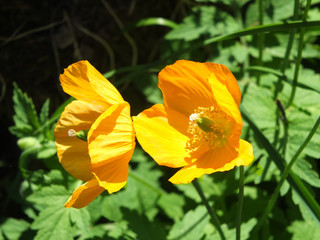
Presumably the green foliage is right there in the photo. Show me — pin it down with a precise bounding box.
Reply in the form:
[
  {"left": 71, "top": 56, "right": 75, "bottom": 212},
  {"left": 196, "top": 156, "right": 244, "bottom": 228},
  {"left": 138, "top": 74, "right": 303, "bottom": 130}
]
[{"left": 4, "top": 0, "right": 320, "bottom": 239}]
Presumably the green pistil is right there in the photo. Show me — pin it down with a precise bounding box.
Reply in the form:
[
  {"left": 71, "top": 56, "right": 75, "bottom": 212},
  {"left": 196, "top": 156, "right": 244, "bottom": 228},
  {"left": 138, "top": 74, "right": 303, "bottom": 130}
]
[
  {"left": 75, "top": 129, "right": 89, "bottom": 142},
  {"left": 196, "top": 117, "right": 215, "bottom": 133}
]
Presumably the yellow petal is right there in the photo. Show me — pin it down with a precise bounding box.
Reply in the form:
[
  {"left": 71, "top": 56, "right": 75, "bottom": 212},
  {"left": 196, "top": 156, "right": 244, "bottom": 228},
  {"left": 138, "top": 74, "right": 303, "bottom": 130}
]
[
  {"left": 54, "top": 100, "right": 104, "bottom": 181},
  {"left": 208, "top": 73, "right": 242, "bottom": 127},
  {"left": 133, "top": 104, "right": 190, "bottom": 168},
  {"left": 204, "top": 63, "right": 241, "bottom": 107},
  {"left": 169, "top": 140, "right": 254, "bottom": 184},
  {"left": 158, "top": 60, "right": 216, "bottom": 117},
  {"left": 60, "top": 60, "right": 123, "bottom": 107},
  {"left": 64, "top": 178, "right": 105, "bottom": 208},
  {"left": 91, "top": 160, "right": 128, "bottom": 194},
  {"left": 88, "top": 102, "right": 135, "bottom": 193}
]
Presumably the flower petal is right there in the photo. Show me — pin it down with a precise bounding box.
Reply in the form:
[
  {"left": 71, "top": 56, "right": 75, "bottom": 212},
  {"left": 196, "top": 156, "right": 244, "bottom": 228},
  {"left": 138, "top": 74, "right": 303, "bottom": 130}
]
[
  {"left": 208, "top": 73, "right": 242, "bottom": 127},
  {"left": 158, "top": 60, "right": 216, "bottom": 117},
  {"left": 91, "top": 160, "right": 129, "bottom": 194},
  {"left": 88, "top": 101, "right": 135, "bottom": 193},
  {"left": 64, "top": 178, "right": 105, "bottom": 208},
  {"left": 169, "top": 140, "right": 254, "bottom": 184},
  {"left": 60, "top": 60, "right": 123, "bottom": 107},
  {"left": 204, "top": 63, "right": 241, "bottom": 107},
  {"left": 133, "top": 104, "right": 190, "bottom": 168},
  {"left": 54, "top": 100, "right": 104, "bottom": 181}
]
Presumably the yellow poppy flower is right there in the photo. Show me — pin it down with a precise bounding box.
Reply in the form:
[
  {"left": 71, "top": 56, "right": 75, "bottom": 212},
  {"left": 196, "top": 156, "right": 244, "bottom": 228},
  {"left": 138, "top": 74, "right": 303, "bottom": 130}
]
[
  {"left": 133, "top": 60, "right": 254, "bottom": 184},
  {"left": 54, "top": 60, "right": 135, "bottom": 208}
]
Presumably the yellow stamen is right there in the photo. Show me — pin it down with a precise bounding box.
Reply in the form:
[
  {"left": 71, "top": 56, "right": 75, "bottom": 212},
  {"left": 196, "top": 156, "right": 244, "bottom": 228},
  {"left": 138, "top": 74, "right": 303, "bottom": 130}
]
[{"left": 187, "top": 106, "right": 233, "bottom": 152}]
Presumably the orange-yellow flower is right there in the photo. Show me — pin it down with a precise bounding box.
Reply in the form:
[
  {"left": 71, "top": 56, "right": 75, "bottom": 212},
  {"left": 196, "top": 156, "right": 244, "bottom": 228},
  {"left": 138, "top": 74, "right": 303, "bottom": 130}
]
[
  {"left": 133, "top": 60, "right": 254, "bottom": 184},
  {"left": 54, "top": 60, "right": 135, "bottom": 208}
]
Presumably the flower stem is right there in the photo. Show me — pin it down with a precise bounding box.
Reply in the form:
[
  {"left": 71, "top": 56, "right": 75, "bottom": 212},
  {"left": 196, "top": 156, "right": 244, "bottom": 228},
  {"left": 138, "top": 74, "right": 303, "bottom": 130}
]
[
  {"left": 254, "top": 116, "right": 320, "bottom": 233},
  {"left": 257, "top": 0, "right": 264, "bottom": 85},
  {"left": 285, "top": 0, "right": 311, "bottom": 108},
  {"left": 192, "top": 180, "right": 226, "bottom": 240},
  {"left": 236, "top": 166, "right": 244, "bottom": 240}
]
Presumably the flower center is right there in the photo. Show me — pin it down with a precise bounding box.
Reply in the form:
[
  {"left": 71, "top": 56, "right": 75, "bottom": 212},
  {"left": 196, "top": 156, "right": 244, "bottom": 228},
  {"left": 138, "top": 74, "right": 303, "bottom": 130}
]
[{"left": 187, "top": 106, "right": 232, "bottom": 152}]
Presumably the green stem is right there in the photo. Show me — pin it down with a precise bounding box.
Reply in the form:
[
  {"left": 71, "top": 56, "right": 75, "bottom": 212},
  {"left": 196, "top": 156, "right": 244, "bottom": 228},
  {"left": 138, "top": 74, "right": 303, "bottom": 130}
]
[
  {"left": 257, "top": 0, "right": 264, "bottom": 85},
  {"left": 241, "top": 107, "right": 320, "bottom": 223},
  {"left": 254, "top": 116, "right": 320, "bottom": 233},
  {"left": 285, "top": 0, "right": 311, "bottom": 108},
  {"left": 236, "top": 166, "right": 245, "bottom": 240},
  {"left": 192, "top": 180, "right": 226, "bottom": 240},
  {"left": 285, "top": 27, "right": 305, "bottom": 108},
  {"left": 274, "top": 0, "right": 300, "bottom": 99}
]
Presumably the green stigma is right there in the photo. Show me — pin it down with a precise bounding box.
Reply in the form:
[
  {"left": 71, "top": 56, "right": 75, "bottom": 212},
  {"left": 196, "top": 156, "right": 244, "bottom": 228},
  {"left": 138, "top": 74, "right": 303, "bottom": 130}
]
[
  {"left": 75, "top": 129, "right": 89, "bottom": 141},
  {"left": 196, "top": 117, "right": 214, "bottom": 133},
  {"left": 69, "top": 129, "right": 89, "bottom": 142}
]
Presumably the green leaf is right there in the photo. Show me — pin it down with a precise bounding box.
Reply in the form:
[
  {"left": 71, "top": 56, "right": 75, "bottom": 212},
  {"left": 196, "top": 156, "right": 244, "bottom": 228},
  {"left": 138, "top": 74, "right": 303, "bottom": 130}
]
[
  {"left": 0, "top": 218, "right": 30, "bottom": 240},
  {"left": 122, "top": 209, "right": 167, "bottom": 240},
  {"left": 158, "top": 193, "right": 185, "bottom": 222},
  {"left": 69, "top": 208, "right": 91, "bottom": 235},
  {"left": 206, "top": 219, "right": 256, "bottom": 240},
  {"left": 131, "top": 147, "right": 148, "bottom": 163},
  {"left": 241, "top": 107, "right": 320, "bottom": 224},
  {"left": 166, "top": 6, "right": 239, "bottom": 41},
  {"left": 10, "top": 82, "right": 40, "bottom": 137},
  {"left": 31, "top": 205, "right": 73, "bottom": 240},
  {"left": 26, "top": 185, "right": 69, "bottom": 207},
  {"left": 167, "top": 205, "right": 210, "bottom": 240},
  {"left": 36, "top": 142, "right": 57, "bottom": 159},
  {"left": 287, "top": 220, "right": 320, "bottom": 240},
  {"left": 39, "top": 99, "right": 50, "bottom": 125},
  {"left": 292, "top": 158, "right": 320, "bottom": 188},
  {"left": 242, "top": 83, "right": 277, "bottom": 129},
  {"left": 101, "top": 161, "right": 163, "bottom": 221},
  {"left": 133, "top": 73, "right": 163, "bottom": 104}
]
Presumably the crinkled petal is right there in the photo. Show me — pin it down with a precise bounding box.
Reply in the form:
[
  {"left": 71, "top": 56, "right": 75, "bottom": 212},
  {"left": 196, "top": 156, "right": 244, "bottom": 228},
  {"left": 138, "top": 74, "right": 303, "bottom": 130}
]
[
  {"left": 204, "top": 62, "right": 241, "bottom": 107},
  {"left": 208, "top": 73, "right": 242, "bottom": 126},
  {"left": 88, "top": 101, "right": 135, "bottom": 193},
  {"left": 64, "top": 178, "right": 105, "bottom": 208},
  {"left": 169, "top": 140, "right": 254, "bottom": 184},
  {"left": 158, "top": 60, "right": 216, "bottom": 117},
  {"left": 60, "top": 60, "right": 123, "bottom": 107},
  {"left": 54, "top": 100, "right": 104, "bottom": 181},
  {"left": 133, "top": 104, "right": 190, "bottom": 168}
]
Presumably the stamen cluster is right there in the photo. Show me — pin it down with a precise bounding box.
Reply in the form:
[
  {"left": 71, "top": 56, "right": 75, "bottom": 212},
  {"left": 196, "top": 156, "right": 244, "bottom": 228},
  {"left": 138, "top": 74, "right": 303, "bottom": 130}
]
[{"left": 187, "top": 106, "right": 233, "bottom": 153}]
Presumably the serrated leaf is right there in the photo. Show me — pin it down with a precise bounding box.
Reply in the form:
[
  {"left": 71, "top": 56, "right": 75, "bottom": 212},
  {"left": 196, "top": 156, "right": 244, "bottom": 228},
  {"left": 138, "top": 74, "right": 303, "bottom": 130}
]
[
  {"left": 287, "top": 220, "right": 320, "bottom": 240},
  {"left": 39, "top": 99, "right": 50, "bottom": 125},
  {"left": 31, "top": 205, "right": 73, "bottom": 240},
  {"left": 11, "top": 82, "right": 40, "bottom": 137},
  {"left": 101, "top": 194, "right": 123, "bottom": 221},
  {"left": 292, "top": 184, "right": 319, "bottom": 224},
  {"left": 158, "top": 193, "right": 185, "bottom": 222},
  {"left": 0, "top": 218, "right": 30, "bottom": 240},
  {"left": 26, "top": 185, "right": 70, "bottom": 207},
  {"left": 69, "top": 208, "right": 91, "bottom": 235},
  {"left": 292, "top": 158, "right": 320, "bottom": 188}
]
